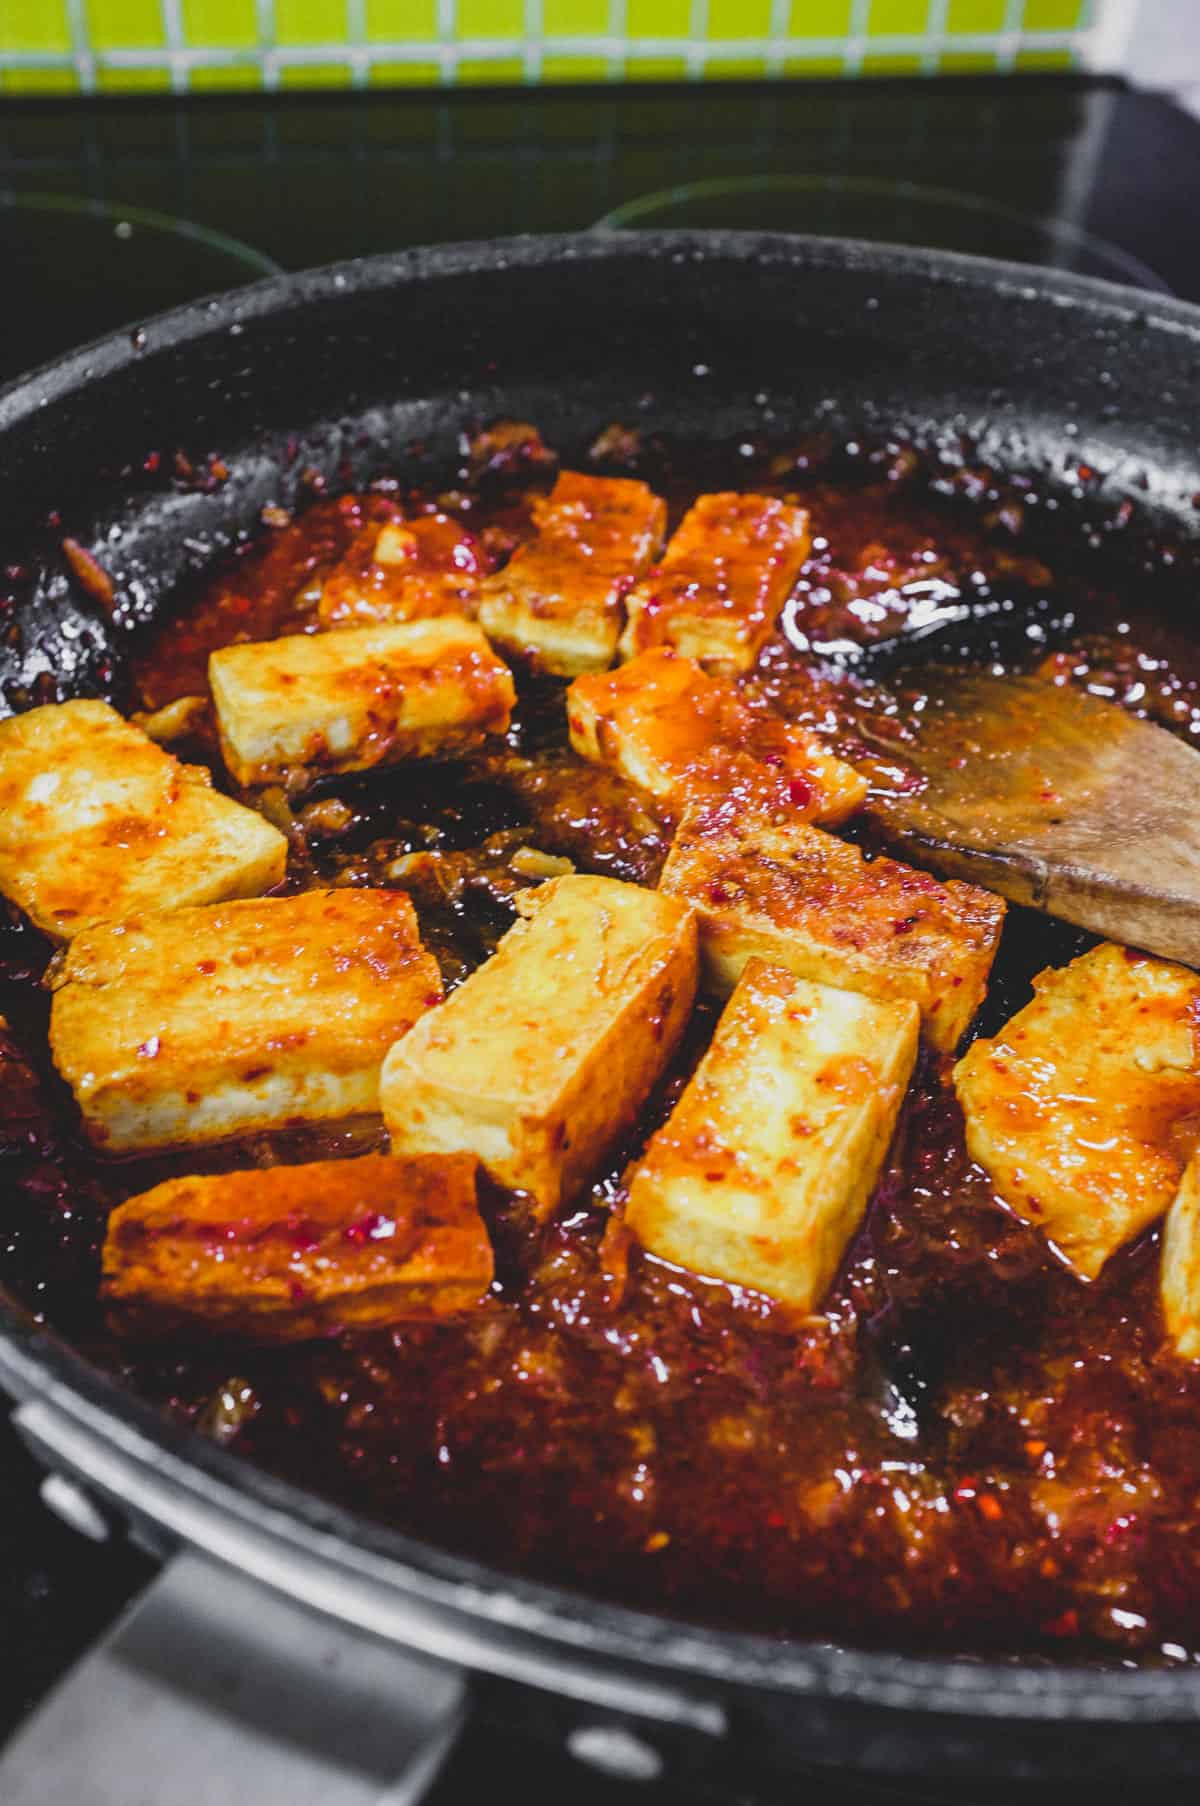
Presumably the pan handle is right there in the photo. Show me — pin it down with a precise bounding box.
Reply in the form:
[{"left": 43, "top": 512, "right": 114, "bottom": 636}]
[{"left": 0, "top": 1547, "right": 468, "bottom": 1806}]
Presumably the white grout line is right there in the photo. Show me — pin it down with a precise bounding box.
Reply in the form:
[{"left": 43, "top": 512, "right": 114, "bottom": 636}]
[
  {"left": 523, "top": 0, "right": 544, "bottom": 83},
  {"left": 345, "top": 0, "right": 370, "bottom": 88},
  {"left": 434, "top": 0, "right": 457, "bottom": 85},
  {"left": 685, "top": 0, "right": 707, "bottom": 80},
  {"left": 0, "top": 27, "right": 1096, "bottom": 80},
  {"left": 921, "top": 0, "right": 948, "bottom": 75},
  {"left": 257, "top": 0, "right": 279, "bottom": 89},
  {"left": 843, "top": 0, "right": 871, "bottom": 76},
  {"left": 763, "top": 0, "right": 789, "bottom": 77},
  {"left": 64, "top": 0, "right": 96, "bottom": 93},
  {"left": 606, "top": 0, "right": 626, "bottom": 78},
  {"left": 159, "top": 0, "right": 188, "bottom": 92},
  {"left": 995, "top": 0, "right": 1024, "bottom": 73}
]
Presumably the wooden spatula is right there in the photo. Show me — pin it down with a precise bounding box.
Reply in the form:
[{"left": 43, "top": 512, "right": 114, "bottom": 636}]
[{"left": 864, "top": 670, "right": 1200, "bottom": 966}]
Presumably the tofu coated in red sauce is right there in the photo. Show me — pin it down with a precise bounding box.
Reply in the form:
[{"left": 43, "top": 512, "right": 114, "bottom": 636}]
[{"left": 7, "top": 424, "right": 1200, "bottom": 1663}]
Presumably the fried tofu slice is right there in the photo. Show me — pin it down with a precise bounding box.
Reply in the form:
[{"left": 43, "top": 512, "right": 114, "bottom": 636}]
[
  {"left": 478, "top": 471, "right": 666, "bottom": 676},
  {"left": 567, "top": 649, "right": 867, "bottom": 825},
  {"left": 209, "top": 617, "right": 515, "bottom": 787},
  {"left": 317, "top": 516, "right": 488, "bottom": 628},
  {"left": 1162, "top": 1154, "right": 1200, "bottom": 1360},
  {"left": 626, "top": 959, "right": 919, "bottom": 1309},
  {"left": 49, "top": 889, "right": 442, "bottom": 1153},
  {"left": 658, "top": 797, "right": 1004, "bottom": 1051},
  {"left": 102, "top": 1152, "right": 493, "bottom": 1341},
  {"left": 381, "top": 874, "right": 697, "bottom": 1217},
  {"left": 954, "top": 943, "right": 1200, "bottom": 1280},
  {"left": 0, "top": 699, "right": 286, "bottom": 942},
  {"left": 619, "top": 492, "right": 810, "bottom": 672}
]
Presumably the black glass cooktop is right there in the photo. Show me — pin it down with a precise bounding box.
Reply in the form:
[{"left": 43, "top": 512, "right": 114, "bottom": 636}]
[
  {"left": 2, "top": 74, "right": 1200, "bottom": 312},
  {"left": 3, "top": 70, "right": 1200, "bottom": 1800}
]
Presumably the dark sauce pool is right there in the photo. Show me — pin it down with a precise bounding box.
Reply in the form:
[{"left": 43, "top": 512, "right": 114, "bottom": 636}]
[{"left": 5, "top": 424, "right": 1200, "bottom": 1666}]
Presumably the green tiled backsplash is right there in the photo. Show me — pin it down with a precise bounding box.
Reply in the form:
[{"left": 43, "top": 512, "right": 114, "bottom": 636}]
[{"left": 0, "top": 0, "right": 1095, "bottom": 92}]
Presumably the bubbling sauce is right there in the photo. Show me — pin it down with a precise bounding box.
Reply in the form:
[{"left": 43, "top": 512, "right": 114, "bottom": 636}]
[{"left": 4, "top": 426, "right": 1200, "bottom": 1664}]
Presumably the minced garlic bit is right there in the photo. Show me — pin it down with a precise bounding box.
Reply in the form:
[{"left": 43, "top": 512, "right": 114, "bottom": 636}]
[
  {"left": 510, "top": 846, "right": 575, "bottom": 880},
  {"left": 131, "top": 695, "right": 208, "bottom": 744}
]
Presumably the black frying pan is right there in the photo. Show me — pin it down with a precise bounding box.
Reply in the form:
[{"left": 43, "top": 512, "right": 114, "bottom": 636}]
[{"left": 3, "top": 232, "right": 1200, "bottom": 1802}]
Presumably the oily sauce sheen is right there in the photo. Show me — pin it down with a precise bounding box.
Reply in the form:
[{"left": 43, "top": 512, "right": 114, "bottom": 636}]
[{"left": 5, "top": 426, "right": 1200, "bottom": 1664}]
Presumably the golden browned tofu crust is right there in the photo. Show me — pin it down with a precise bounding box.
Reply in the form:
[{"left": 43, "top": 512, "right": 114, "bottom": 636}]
[
  {"left": 49, "top": 889, "right": 443, "bottom": 1153},
  {"left": 102, "top": 1152, "right": 493, "bottom": 1341},
  {"left": 0, "top": 699, "right": 287, "bottom": 942},
  {"left": 659, "top": 796, "right": 1004, "bottom": 1051},
  {"left": 478, "top": 470, "right": 666, "bottom": 675},
  {"left": 381, "top": 874, "right": 698, "bottom": 1217},
  {"left": 566, "top": 648, "right": 867, "bottom": 826},
  {"left": 626, "top": 959, "right": 919, "bottom": 1310},
  {"left": 317, "top": 516, "right": 487, "bottom": 628},
  {"left": 620, "top": 491, "right": 810, "bottom": 672},
  {"left": 954, "top": 943, "right": 1200, "bottom": 1280},
  {"left": 209, "top": 617, "right": 515, "bottom": 787},
  {"left": 1162, "top": 1154, "right": 1200, "bottom": 1361}
]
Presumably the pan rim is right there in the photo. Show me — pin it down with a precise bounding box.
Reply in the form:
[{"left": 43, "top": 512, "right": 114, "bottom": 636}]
[{"left": 2, "top": 225, "right": 1198, "bottom": 426}]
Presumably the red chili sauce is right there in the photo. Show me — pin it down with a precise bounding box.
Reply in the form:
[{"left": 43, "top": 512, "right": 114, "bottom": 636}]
[{"left": 4, "top": 423, "right": 1200, "bottom": 1665}]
